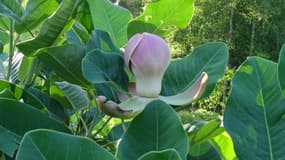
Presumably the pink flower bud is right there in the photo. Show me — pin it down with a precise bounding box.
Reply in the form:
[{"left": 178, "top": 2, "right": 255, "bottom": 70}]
[{"left": 124, "top": 33, "right": 171, "bottom": 98}]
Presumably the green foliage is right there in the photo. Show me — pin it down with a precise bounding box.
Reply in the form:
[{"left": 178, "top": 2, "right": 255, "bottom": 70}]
[
  {"left": 278, "top": 44, "right": 285, "bottom": 91},
  {"left": 128, "top": 0, "right": 195, "bottom": 37},
  {"left": 162, "top": 42, "right": 228, "bottom": 99},
  {"left": 198, "top": 68, "right": 235, "bottom": 113},
  {"left": 5, "top": 0, "right": 285, "bottom": 159},
  {"left": 37, "top": 44, "right": 89, "bottom": 86},
  {"left": 87, "top": 0, "right": 132, "bottom": 47},
  {"left": 138, "top": 149, "right": 182, "bottom": 160},
  {"left": 169, "top": 0, "right": 285, "bottom": 66},
  {"left": 16, "top": 129, "right": 116, "bottom": 160},
  {"left": 15, "top": 0, "right": 60, "bottom": 33},
  {"left": 224, "top": 56, "right": 285, "bottom": 159},
  {"left": 116, "top": 100, "right": 189, "bottom": 160},
  {"left": 17, "top": 0, "right": 80, "bottom": 56}
]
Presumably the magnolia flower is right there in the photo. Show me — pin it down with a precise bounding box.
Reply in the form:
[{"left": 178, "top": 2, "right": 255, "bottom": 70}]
[
  {"left": 124, "top": 32, "right": 171, "bottom": 98},
  {"left": 97, "top": 33, "right": 208, "bottom": 119}
]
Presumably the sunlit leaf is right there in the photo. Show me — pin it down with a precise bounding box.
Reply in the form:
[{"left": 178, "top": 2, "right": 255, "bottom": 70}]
[
  {"left": 128, "top": 0, "right": 194, "bottom": 37},
  {"left": 15, "top": 0, "right": 60, "bottom": 33},
  {"left": 17, "top": 0, "right": 80, "bottom": 56},
  {"left": 87, "top": 0, "right": 132, "bottom": 47}
]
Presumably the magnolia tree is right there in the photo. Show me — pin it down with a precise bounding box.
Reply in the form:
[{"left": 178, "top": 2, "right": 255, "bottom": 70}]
[{"left": 0, "top": 0, "right": 284, "bottom": 160}]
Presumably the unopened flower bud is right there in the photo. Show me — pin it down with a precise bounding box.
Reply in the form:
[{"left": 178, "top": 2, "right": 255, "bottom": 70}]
[{"left": 125, "top": 33, "right": 170, "bottom": 98}]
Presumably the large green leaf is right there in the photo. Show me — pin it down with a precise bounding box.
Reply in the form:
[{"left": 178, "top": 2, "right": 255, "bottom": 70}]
[
  {"left": 82, "top": 49, "right": 128, "bottom": 90},
  {"left": 55, "top": 81, "right": 89, "bottom": 110},
  {"left": 0, "top": 98, "right": 70, "bottom": 136},
  {"left": 17, "top": 0, "right": 80, "bottom": 56},
  {"left": 116, "top": 100, "right": 188, "bottom": 160},
  {"left": 87, "top": 0, "right": 132, "bottom": 47},
  {"left": 15, "top": 0, "right": 60, "bottom": 33},
  {"left": 0, "top": 0, "right": 22, "bottom": 23},
  {"left": 16, "top": 129, "right": 116, "bottom": 160},
  {"left": 224, "top": 57, "right": 285, "bottom": 160},
  {"left": 138, "top": 149, "right": 182, "bottom": 160},
  {"left": 161, "top": 42, "right": 228, "bottom": 98},
  {"left": 37, "top": 44, "right": 89, "bottom": 86},
  {"left": 0, "top": 98, "right": 70, "bottom": 157},
  {"left": 127, "top": 0, "right": 194, "bottom": 37},
  {"left": 278, "top": 44, "right": 285, "bottom": 92}
]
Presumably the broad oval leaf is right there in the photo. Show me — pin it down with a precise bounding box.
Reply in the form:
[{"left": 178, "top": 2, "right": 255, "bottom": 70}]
[
  {"left": 17, "top": 0, "right": 80, "bottom": 56},
  {"left": 161, "top": 42, "right": 228, "bottom": 98},
  {"left": 37, "top": 44, "right": 89, "bottom": 86},
  {"left": 87, "top": 0, "right": 132, "bottom": 47},
  {"left": 116, "top": 100, "right": 189, "bottom": 160},
  {"left": 16, "top": 129, "right": 116, "bottom": 160},
  {"left": 0, "top": 98, "right": 70, "bottom": 157},
  {"left": 138, "top": 149, "right": 182, "bottom": 160},
  {"left": 278, "top": 44, "right": 285, "bottom": 92},
  {"left": 0, "top": 98, "right": 70, "bottom": 136},
  {"left": 224, "top": 57, "right": 285, "bottom": 160},
  {"left": 127, "top": 0, "right": 194, "bottom": 37}
]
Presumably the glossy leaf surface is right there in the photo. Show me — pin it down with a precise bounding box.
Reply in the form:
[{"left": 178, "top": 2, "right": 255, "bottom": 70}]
[
  {"left": 38, "top": 44, "right": 88, "bottom": 86},
  {"left": 82, "top": 49, "right": 128, "bottom": 89},
  {"left": 224, "top": 57, "right": 285, "bottom": 160},
  {"left": 162, "top": 42, "right": 228, "bottom": 99},
  {"left": 117, "top": 100, "right": 188, "bottom": 160},
  {"left": 16, "top": 129, "right": 116, "bottom": 160}
]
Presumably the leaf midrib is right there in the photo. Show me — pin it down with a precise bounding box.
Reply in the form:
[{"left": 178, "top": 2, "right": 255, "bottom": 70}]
[{"left": 253, "top": 60, "right": 274, "bottom": 160}]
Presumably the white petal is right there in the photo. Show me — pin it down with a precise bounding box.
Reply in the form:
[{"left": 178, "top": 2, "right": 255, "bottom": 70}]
[{"left": 159, "top": 72, "right": 208, "bottom": 105}]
